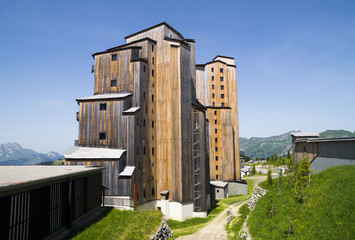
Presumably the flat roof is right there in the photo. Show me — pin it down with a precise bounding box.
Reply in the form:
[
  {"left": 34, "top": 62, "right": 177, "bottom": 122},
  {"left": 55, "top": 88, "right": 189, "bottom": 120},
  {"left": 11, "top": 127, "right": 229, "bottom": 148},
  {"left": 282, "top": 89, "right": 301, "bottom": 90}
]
[
  {"left": 291, "top": 132, "right": 320, "bottom": 137},
  {"left": 119, "top": 166, "right": 135, "bottom": 177},
  {"left": 122, "top": 107, "right": 140, "bottom": 115},
  {"left": 210, "top": 180, "right": 228, "bottom": 188},
  {"left": 64, "top": 146, "right": 126, "bottom": 160},
  {"left": 0, "top": 166, "right": 102, "bottom": 196},
  {"left": 76, "top": 93, "right": 132, "bottom": 102},
  {"left": 296, "top": 137, "right": 355, "bottom": 143}
]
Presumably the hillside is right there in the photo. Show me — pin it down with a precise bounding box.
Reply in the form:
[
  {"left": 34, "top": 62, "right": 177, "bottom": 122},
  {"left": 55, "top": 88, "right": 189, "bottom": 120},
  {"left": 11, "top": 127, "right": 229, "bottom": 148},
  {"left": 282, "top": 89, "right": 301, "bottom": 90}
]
[
  {"left": 240, "top": 129, "right": 355, "bottom": 159},
  {"left": 0, "top": 143, "right": 63, "bottom": 165},
  {"left": 247, "top": 165, "right": 355, "bottom": 239}
]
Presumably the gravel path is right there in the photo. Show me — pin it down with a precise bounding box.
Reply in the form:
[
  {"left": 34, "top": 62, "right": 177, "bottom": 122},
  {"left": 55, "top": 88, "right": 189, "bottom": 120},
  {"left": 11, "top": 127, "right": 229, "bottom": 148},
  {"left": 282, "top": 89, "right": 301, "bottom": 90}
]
[{"left": 177, "top": 176, "right": 266, "bottom": 240}]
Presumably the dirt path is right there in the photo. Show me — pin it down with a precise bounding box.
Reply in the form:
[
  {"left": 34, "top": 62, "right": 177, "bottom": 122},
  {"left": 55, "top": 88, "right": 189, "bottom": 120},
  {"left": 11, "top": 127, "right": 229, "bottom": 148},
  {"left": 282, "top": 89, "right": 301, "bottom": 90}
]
[{"left": 177, "top": 176, "right": 266, "bottom": 240}]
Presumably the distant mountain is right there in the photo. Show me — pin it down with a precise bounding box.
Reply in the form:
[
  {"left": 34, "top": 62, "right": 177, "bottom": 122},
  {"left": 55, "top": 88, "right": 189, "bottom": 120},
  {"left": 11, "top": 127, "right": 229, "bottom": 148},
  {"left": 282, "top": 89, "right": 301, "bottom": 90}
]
[
  {"left": 240, "top": 129, "right": 354, "bottom": 159},
  {"left": 0, "top": 143, "right": 63, "bottom": 165}
]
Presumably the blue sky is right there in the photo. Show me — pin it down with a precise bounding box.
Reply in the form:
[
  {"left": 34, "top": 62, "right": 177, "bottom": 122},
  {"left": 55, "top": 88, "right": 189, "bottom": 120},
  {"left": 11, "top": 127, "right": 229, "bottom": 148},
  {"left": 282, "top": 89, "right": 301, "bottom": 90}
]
[{"left": 0, "top": 0, "right": 354, "bottom": 153}]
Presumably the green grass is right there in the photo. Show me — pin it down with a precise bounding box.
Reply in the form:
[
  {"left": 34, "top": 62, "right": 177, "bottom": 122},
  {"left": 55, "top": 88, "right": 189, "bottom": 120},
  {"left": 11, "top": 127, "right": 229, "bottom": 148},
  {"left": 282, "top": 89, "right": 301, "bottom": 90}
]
[
  {"left": 68, "top": 208, "right": 162, "bottom": 240},
  {"left": 247, "top": 165, "right": 355, "bottom": 239},
  {"left": 168, "top": 180, "right": 255, "bottom": 239}
]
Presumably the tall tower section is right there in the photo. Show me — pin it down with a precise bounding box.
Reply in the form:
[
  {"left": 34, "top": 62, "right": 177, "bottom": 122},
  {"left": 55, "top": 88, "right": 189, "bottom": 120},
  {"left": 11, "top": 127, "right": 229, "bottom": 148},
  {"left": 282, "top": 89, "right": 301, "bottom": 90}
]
[{"left": 196, "top": 56, "right": 241, "bottom": 182}]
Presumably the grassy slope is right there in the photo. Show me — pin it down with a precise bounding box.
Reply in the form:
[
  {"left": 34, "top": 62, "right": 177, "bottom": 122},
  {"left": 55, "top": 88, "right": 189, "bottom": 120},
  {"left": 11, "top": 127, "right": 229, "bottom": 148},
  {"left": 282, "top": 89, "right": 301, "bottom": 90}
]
[
  {"left": 248, "top": 165, "right": 355, "bottom": 239},
  {"left": 68, "top": 208, "right": 162, "bottom": 240},
  {"left": 168, "top": 179, "right": 255, "bottom": 239}
]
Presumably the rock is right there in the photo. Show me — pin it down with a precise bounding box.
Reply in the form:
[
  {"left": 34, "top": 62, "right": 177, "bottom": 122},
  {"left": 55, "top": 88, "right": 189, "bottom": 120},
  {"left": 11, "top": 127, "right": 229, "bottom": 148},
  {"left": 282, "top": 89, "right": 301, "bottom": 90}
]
[
  {"left": 246, "top": 186, "right": 267, "bottom": 210},
  {"left": 150, "top": 217, "right": 173, "bottom": 240}
]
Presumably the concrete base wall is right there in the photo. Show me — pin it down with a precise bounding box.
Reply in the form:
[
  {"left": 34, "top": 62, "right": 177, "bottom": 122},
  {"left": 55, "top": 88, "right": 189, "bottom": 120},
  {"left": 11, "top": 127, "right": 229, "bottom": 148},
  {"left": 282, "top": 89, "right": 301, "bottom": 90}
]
[
  {"left": 228, "top": 182, "right": 248, "bottom": 196},
  {"left": 311, "top": 157, "right": 355, "bottom": 173},
  {"left": 157, "top": 200, "right": 194, "bottom": 221},
  {"left": 104, "top": 196, "right": 133, "bottom": 209}
]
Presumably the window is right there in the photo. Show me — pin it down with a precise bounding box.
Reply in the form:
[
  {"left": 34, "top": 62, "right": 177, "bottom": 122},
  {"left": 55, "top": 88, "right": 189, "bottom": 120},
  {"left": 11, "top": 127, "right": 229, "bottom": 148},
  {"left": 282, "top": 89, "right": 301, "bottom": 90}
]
[
  {"left": 143, "top": 147, "right": 146, "bottom": 155},
  {"left": 216, "top": 175, "right": 219, "bottom": 179},
  {"left": 220, "top": 68, "right": 223, "bottom": 73},
  {"left": 111, "top": 54, "right": 117, "bottom": 61},
  {"left": 144, "top": 65, "right": 146, "bottom": 72},
  {"left": 152, "top": 95, "right": 154, "bottom": 102},
  {"left": 152, "top": 70, "right": 154, "bottom": 77},
  {"left": 212, "top": 84, "right": 214, "bottom": 89},
  {"left": 214, "top": 111, "right": 217, "bottom": 115},
  {"left": 303, "top": 145, "right": 307, "bottom": 152},
  {"left": 143, "top": 190, "right": 146, "bottom": 198},
  {"left": 212, "top": 102, "right": 215, "bottom": 106},
  {"left": 152, "top": 147, "right": 155, "bottom": 155},
  {"left": 152, "top": 188, "right": 155, "bottom": 196},
  {"left": 212, "top": 93, "right": 215, "bottom": 98},
  {"left": 215, "top": 119, "right": 217, "bottom": 124},
  {"left": 152, "top": 45, "right": 154, "bottom": 52},
  {"left": 221, "top": 85, "right": 224, "bottom": 90},
  {"left": 100, "top": 103, "right": 107, "bottom": 110},
  {"left": 146, "top": 105, "right": 148, "bottom": 113},
  {"left": 99, "top": 132, "right": 106, "bottom": 140},
  {"left": 212, "top": 76, "right": 214, "bottom": 81},
  {"left": 215, "top": 129, "right": 217, "bottom": 133},
  {"left": 211, "top": 67, "right": 214, "bottom": 72},
  {"left": 152, "top": 121, "right": 154, "bottom": 128},
  {"left": 216, "top": 165, "right": 218, "bottom": 170},
  {"left": 143, "top": 92, "right": 146, "bottom": 99},
  {"left": 215, "top": 138, "right": 218, "bottom": 143},
  {"left": 217, "top": 189, "right": 219, "bottom": 193},
  {"left": 111, "top": 80, "right": 117, "bottom": 87},
  {"left": 152, "top": 57, "right": 155, "bottom": 65},
  {"left": 143, "top": 119, "right": 146, "bottom": 127},
  {"left": 216, "top": 156, "right": 218, "bottom": 161},
  {"left": 215, "top": 147, "right": 218, "bottom": 152},
  {"left": 220, "top": 77, "right": 224, "bottom": 81},
  {"left": 221, "top": 94, "right": 224, "bottom": 98},
  {"left": 221, "top": 102, "right": 225, "bottom": 107}
]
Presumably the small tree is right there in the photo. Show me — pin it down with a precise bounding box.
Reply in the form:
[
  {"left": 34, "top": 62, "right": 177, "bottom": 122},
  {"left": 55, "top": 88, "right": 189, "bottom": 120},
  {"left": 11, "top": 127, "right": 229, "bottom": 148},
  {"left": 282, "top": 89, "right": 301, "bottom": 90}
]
[
  {"left": 251, "top": 164, "right": 256, "bottom": 175},
  {"left": 287, "top": 149, "right": 291, "bottom": 159},
  {"left": 267, "top": 169, "right": 273, "bottom": 185},
  {"left": 294, "top": 154, "right": 311, "bottom": 202}
]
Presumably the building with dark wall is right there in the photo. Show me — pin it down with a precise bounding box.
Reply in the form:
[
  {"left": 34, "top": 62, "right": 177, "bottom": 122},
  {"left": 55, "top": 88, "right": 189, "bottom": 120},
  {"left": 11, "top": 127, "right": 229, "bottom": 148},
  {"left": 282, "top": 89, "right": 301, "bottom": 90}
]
[
  {"left": 291, "top": 132, "right": 355, "bottom": 173},
  {"left": 0, "top": 166, "right": 102, "bottom": 240}
]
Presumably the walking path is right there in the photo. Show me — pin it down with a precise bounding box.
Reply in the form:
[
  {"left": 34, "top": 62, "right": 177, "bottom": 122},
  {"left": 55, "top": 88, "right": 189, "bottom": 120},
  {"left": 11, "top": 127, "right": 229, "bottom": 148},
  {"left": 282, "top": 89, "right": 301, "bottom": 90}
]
[{"left": 177, "top": 176, "right": 266, "bottom": 240}]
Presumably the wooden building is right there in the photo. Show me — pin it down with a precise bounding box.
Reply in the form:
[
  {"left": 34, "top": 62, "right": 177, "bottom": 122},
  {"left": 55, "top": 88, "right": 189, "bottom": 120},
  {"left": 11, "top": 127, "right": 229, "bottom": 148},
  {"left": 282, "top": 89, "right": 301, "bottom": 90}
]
[
  {"left": 196, "top": 57, "right": 241, "bottom": 182},
  {"left": 291, "top": 132, "right": 355, "bottom": 173},
  {"left": 65, "top": 22, "right": 212, "bottom": 220},
  {"left": 0, "top": 166, "right": 102, "bottom": 240}
]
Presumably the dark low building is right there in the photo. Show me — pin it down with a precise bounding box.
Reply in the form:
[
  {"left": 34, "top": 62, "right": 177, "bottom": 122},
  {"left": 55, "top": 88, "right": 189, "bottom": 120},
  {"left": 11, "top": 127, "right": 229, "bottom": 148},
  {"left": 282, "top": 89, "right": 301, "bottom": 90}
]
[
  {"left": 291, "top": 132, "right": 355, "bottom": 173},
  {"left": 0, "top": 166, "right": 103, "bottom": 240}
]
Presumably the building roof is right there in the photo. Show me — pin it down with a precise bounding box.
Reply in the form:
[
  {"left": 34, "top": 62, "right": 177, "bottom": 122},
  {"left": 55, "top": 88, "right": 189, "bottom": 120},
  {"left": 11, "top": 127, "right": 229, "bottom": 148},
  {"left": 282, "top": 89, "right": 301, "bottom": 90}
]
[
  {"left": 210, "top": 180, "right": 228, "bottom": 188},
  {"left": 291, "top": 132, "right": 320, "bottom": 137},
  {"left": 124, "top": 22, "right": 185, "bottom": 40},
  {"left": 213, "top": 55, "right": 234, "bottom": 61},
  {"left": 122, "top": 107, "right": 140, "bottom": 115},
  {"left": 76, "top": 93, "right": 132, "bottom": 102},
  {"left": 0, "top": 166, "right": 102, "bottom": 196},
  {"left": 64, "top": 146, "right": 126, "bottom": 160},
  {"left": 119, "top": 166, "right": 135, "bottom": 177},
  {"left": 241, "top": 167, "right": 251, "bottom": 172},
  {"left": 296, "top": 137, "right": 355, "bottom": 143}
]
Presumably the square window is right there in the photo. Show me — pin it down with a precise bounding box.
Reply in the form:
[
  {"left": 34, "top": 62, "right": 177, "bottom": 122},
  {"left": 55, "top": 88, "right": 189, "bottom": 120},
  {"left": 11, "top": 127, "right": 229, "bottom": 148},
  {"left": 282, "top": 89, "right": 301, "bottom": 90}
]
[
  {"left": 217, "top": 189, "right": 219, "bottom": 193},
  {"left": 215, "top": 138, "right": 218, "bottom": 143},
  {"left": 111, "top": 80, "right": 117, "bottom": 87},
  {"left": 99, "top": 132, "right": 106, "bottom": 140},
  {"left": 220, "top": 68, "right": 223, "bottom": 73},
  {"left": 211, "top": 67, "right": 214, "bottom": 72},
  {"left": 212, "top": 102, "right": 215, "bottom": 106},
  {"left": 216, "top": 165, "right": 218, "bottom": 170},
  {"left": 215, "top": 129, "right": 217, "bottom": 133},
  {"left": 221, "top": 85, "right": 224, "bottom": 90},
  {"left": 111, "top": 54, "right": 117, "bottom": 61},
  {"left": 215, "top": 119, "right": 217, "bottom": 124},
  {"left": 221, "top": 94, "right": 224, "bottom": 98},
  {"left": 214, "top": 111, "right": 217, "bottom": 115},
  {"left": 220, "top": 77, "right": 224, "bottom": 81},
  {"left": 216, "top": 174, "right": 219, "bottom": 179},
  {"left": 215, "top": 147, "right": 218, "bottom": 152},
  {"left": 216, "top": 156, "right": 218, "bottom": 161},
  {"left": 212, "top": 84, "right": 214, "bottom": 89},
  {"left": 212, "top": 76, "right": 214, "bottom": 81},
  {"left": 221, "top": 102, "right": 225, "bottom": 107},
  {"left": 212, "top": 93, "right": 215, "bottom": 98},
  {"left": 100, "top": 103, "right": 107, "bottom": 110}
]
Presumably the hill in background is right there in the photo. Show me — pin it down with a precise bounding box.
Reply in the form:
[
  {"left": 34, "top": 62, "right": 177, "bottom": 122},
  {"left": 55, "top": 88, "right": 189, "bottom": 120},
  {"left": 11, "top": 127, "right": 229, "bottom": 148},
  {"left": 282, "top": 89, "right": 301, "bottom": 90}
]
[
  {"left": 0, "top": 143, "right": 63, "bottom": 165},
  {"left": 240, "top": 129, "right": 354, "bottom": 159}
]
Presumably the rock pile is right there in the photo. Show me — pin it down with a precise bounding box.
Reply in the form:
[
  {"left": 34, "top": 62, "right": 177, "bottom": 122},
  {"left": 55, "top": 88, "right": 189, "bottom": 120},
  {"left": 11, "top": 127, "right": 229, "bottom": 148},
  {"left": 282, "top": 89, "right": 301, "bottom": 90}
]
[
  {"left": 246, "top": 186, "right": 267, "bottom": 210},
  {"left": 238, "top": 216, "right": 252, "bottom": 240},
  {"left": 150, "top": 217, "right": 173, "bottom": 240}
]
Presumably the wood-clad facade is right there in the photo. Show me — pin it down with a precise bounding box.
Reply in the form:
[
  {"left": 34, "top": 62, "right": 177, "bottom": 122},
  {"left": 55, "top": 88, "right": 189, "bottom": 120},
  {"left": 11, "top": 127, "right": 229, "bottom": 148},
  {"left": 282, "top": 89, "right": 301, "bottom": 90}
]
[
  {"left": 196, "top": 56, "right": 241, "bottom": 181},
  {"left": 66, "top": 23, "right": 213, "bottom": 220}
]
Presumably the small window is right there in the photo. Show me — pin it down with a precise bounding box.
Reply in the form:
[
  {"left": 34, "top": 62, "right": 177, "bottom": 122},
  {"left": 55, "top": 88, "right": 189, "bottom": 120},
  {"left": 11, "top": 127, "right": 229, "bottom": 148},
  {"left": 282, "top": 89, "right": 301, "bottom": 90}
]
[
  {"left": 143, "top": 190, "right": 146, "bottom": 198},
  {"left": 152, "top": 147, "right": 155, "bottom": 156},
  {"left": 215, "top": 129, "right": 217, "bottom": 133},
  {"left": 215, "top": 138, "right": 218, "bottom": 143},
  {"left": 152, "top": 70, "right": 154, "bottom": 77},
  {"left": 212, "top": 93, "right": 215, "bottom": 98},
  {"left": 216, "top": 156, "right": 218, "bottom": 161},
  {"left": 143, "top": 119, "right": 146, "bottom": 127},
  {"left": 111, "top": 80, "right": 117, "bottom": 87},
  {"left": 221, "top": 102, "right": 225, "bottom": 107},
  {"left": 216, "top": 165, "right": 218, "bottom": 170},
  {"left": 100, "top": 103, "right": 107, "bottom": 110},
  {"left": 215, "top": 119, "right": 217, "bottom": 124},
  {"left": 111, "top": 54, "right": 117, "bottom": 61},
  {"left": 152, "top": 121, "right": 154, "bottom": 128},
  {"left": 211, "top": 67, "right": 214, "bottom": 72},
  {"left": 220, "top": 68, "right": 223, "bottom": 73},
  {"left": 214, "top": 111, "right": 217, "bottom": 115},
  {"left": 220, "top": 77, "right": 224, "bottom": 81},
  {"left": 144, "top": 65, "right": 146, "bottom": 72},
  {"left": 143, "top": 147, "right": 146, "bottom": 155},
  {"left": 212, "top": 84, "right": 214, "bottom": 89},
  {"left": 221, "top": 85, "right": 224, "bottom": 90},
  {"left": 152, "top": 95, "right": 154, "bottom": 102},
  {"left": 143, "top": 92, "right": 146, "bottom": 99},
  {"left": 99, "top": 132, "right": 106, "bottom": 140},
  {"left": 146, "top": 105, "right": 148, "bottom": 113},
  {"left": 212, "top": 76, "right": 214, "bottom": 81},
  {"left": 152, "top": 45, "right": 154, "bottom": 52},
  {"left": 216, "top": 175, "right": 219, "bottom": 179},
  {"left": 152, "top": 57, "right": 155, "bottom": 65},
  {"left": 152, "top": 188, "right": 155, "bottom": 196},
  {"left": 136, "top": 147, "right": 139, "bottom": 155},
  {"left": 303, "top": 145, "right": 307, "bottom": 152},
  {"left": 212, "top": 102, "right": 215, "bottom": 106},
  {"left": 221, "top": 94, "right": 224, "bottom": 98},
  {"left": 215, "top": 147, "right": 218, "bottom": 152},
  {"left": 217, "top": 189, "right": 219, "bottom": 193}
]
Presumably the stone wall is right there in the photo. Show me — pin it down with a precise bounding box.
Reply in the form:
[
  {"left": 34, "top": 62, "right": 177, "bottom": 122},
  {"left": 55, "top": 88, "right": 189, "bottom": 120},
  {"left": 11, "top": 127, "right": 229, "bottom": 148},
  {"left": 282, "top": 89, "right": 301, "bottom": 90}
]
[
  {"left": 150, "top": 217, "right": 173, "bottom": 240},
  {"left": 228, "top": 181, "right": 248, "bottom": 196}
]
